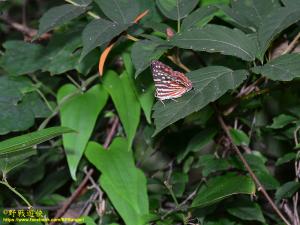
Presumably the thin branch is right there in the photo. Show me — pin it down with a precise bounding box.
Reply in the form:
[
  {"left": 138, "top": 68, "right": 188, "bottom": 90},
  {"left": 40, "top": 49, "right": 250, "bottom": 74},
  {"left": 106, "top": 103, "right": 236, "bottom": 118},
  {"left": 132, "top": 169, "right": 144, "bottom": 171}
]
[
  {"left": 49, "top": 169, "right": 94, "bottom": 225},
  {"left": 282, "top": 32, "right": 300, "bottom": 55},
  {"left": 103, "top": 117, "right": 119, "bottom": 149},
  {"left": 214, "top": 105, "right": 291, "bottom": 225}
]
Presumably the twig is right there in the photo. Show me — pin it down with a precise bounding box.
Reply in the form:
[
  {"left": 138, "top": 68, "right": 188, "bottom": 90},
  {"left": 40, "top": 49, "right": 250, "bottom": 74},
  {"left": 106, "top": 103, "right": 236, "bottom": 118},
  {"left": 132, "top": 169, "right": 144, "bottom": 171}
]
[
  {"left": 49, "top": 169, "right": 94, "bottom": 225},
  {"left": 0, "top": 15, "right": 50, "bottom": 40},
  {"left": 214, "top": 105, "right": 291, "bottom": 225},
  {"left": 103, "top": 116, "right": 119, "bottom": 149},
  {"left": 167, "top": 55, "right": 191, "bottom": 73},
  {"left": 282, "top": 32, "right": 300, "bottom": 55},
  {"left": 0, "top": 178, "right": 32, "bottom": 209}
]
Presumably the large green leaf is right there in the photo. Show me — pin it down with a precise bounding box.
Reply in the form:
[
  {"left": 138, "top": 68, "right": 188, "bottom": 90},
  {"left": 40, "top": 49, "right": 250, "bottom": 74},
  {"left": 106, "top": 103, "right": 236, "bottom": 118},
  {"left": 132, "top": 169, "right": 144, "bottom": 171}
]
[
  {"left": 170, "top": 25, "right": 257, "bottom": 61},
  {"left": 0, "top": 41, "right": 47, "bottom": 76},
  {"left": 131, "top": 39, "right": 169, "bottom": 77},
  {"left": 252, "top": 53, "right": 300, "bottom": 81},
  {"left": 153, "top": 67, "right": 248, "bottom": 135},
  {"left": 80, "top": 19, "right": 130, "bottom": 60},
  {"left": 0, "top": 126, "right": 74, "bottom": 156},
  {"left": 192, "top": 173, "right": 255, "bottom": 208},
  {"left": 103, "top": 71, "right": 141, "bottom": 149},
  {"left": 57, "top": 84, "right": 108, "bottom": 180},
  {"left": 94, "top": 0, "right": 143, "bottom": 23},
  {"left": 156, "top": 0, "right": 198, "bottom": 21},
  {"left": 38, "top": 4, "right": 88, "bottom": 36},
  {"left": 257, "top": 6, "right": 300, "bottom": 60},
  {"left": 0, "top": 76, "right": 50, "bottom": 134},
  {"left": 220, "top": 0, "right": 280, "bottom": 32},
  {"left": 181, "top": 5, "right": 218, "bottom": 30},
  {"left": 85, "top": 139, "right": 149, "bottom": 225}
]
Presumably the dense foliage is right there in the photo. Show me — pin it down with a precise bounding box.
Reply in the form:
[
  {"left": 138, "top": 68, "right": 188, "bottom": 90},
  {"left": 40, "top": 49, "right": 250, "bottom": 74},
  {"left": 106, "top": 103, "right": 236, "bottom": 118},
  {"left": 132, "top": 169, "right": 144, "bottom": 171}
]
[{"left": 0, "top": 0, "right": 300, "bottom": 224}]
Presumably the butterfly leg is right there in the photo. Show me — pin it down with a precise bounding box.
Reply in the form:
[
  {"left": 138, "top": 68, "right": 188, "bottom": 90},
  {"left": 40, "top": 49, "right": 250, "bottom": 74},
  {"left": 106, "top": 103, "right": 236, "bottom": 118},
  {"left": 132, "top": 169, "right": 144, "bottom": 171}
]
[{"left": 170, "top": 98, "right": 178, "bottom": 102}]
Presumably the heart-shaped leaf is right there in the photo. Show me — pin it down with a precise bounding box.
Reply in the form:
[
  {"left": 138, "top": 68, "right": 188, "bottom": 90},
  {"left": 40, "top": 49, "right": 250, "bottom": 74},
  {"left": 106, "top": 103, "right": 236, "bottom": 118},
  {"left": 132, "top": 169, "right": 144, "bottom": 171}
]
[
  {"left": 103, "top": 71, "right": 140, "bottom": 149},
  {"left": 85, "top": 138, "right": 149, "bottom": 225},
  {"left": 57, "top": 84, "right": 108, "bottom": 180}
]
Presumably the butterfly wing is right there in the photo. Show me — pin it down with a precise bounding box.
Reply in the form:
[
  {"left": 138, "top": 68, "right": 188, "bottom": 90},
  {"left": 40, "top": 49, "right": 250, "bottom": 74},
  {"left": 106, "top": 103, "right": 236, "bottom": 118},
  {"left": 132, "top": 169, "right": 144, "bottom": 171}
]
[{"left": 151, "top": 60, "right": 192, "bottom": 101}]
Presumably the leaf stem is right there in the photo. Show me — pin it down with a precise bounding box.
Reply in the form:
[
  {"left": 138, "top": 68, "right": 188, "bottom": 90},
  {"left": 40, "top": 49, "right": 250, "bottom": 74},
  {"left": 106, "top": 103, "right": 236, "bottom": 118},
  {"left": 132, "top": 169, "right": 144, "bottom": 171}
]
[
  {"left": 214, "top": 105, "right": 291, "bottom": 225},
  {"left": 164, "top": 181, "right": 179, "bottom": 207},
  {"left": 282, "top": 32, "right": 300, "bottom": 55},
  {"left": 0, "top": 178, "right": 32, "bottom": 209}
]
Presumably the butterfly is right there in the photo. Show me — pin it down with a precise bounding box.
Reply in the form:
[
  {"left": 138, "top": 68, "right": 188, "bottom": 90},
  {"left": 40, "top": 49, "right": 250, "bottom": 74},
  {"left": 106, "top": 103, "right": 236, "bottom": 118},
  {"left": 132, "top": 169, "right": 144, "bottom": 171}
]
[{"left": 150, "top": 60, "right": 193, "bottom": 102}]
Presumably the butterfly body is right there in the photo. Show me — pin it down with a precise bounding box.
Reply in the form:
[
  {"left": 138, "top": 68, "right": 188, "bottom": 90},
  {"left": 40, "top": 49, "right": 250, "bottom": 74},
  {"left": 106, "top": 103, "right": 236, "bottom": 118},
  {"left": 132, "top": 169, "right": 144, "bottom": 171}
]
[{"left": 151, "top": 60, "right": 192, "bottom": 101}]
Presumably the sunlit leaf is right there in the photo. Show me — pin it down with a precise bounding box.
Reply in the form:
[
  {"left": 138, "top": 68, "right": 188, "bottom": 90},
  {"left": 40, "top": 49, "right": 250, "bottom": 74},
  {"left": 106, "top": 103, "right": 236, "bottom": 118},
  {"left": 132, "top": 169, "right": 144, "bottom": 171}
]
[
  {"left": 85, "top": 139, "right": 149, "bottom": 225},
  {"left": 57, "top": 84, "right": 108, "bottom": 180},
  {"left": 103, "top": 71, "right": 140, "bottom": 149}
]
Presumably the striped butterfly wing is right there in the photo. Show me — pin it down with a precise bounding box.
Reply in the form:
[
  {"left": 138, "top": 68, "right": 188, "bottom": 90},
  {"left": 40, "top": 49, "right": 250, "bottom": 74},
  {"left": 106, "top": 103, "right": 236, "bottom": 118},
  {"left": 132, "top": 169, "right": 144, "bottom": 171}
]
[{"left": 151, "top": 60, "right": 192, "bottom": 101}]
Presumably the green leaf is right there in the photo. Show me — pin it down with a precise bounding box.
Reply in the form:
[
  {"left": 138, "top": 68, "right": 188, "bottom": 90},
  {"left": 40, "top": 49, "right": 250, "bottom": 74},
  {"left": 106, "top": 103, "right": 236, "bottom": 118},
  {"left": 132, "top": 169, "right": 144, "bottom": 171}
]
[
  {"left": 42, "top": 29, "right": 82, "bottom": 75},
  {"left": 255, "top": 170, "right": 279, "bottom": 190},
  {"left": 177, "top": 128, "right": 217, "bottom": 163},
  {"left": 0, "top": 76, "right": 50, "bottom": 134},
  {"left": 57, "top": 84, "right": 108, "bottom": 180},
  {"left": 73, "top": 0, "right": 92, "bottom": 6},
  {"left": 220, "top": 0, "right": 280, "bottom": 32},
  {"left": 103, "top": 71, "right": 141, "bottom": 149},
  {"left": 181, "top": 5, "right": 218, "bottom": 30},
  {"left": 85, "top": 139, "right": 149, "bottom": 225},
  {"left": 276, "top": 152, "right": 296, "bottom": 166},
  {"left": 227, "top": 201, "right": 265, "bottom": 223},
  {"left": 0, "top": 41, "right": 47, "bottom": 76},
  {"left": 0, "top": 126, "right": 74, "bottom": 156},
  {"left": 195, "top": 155, "right": 231, "bottom": 177},
  {"left": 156, "top": 0, "right": 198, "bottom": 21},
  {"left": 38, "top": 4, "right": 88, "bottom": 36},
  {"left": 275, "top": 181, "right": 300, "bottom": 203},
  {"left": 94, "top": 0, "right": 143, "bottom": 23},
  {"left": 170, "top": 25, "right": 257, "bottom": 61},
  {"left": 192, "top": 173, "right": 255, "bottom": 208},
  {"left": 153, "top": 67, "right": 248, "bottom": 135},
  {"left": 230, "top": 128, "right": 250, "bottom": 146},
  {"left": 80, "top": 19, "right": 130, "bottom": 60},
  {"left": 267, "top": 114, "right": 297, "bottom": 129},
  {"left": 0, "top": 148, "right": 37, "bottom": 175},
  {"left": 80, "top": 216, "right": 97, "bottom": 225},
  {"left": 35, "top": 168, "right": 69, "bottom": 200},
  {"left": 131, "top": 39, "right": 169, "bottom": 77},
  {"left": 257, "top": 6, "right": 300, "bottom": 60},
  {"left": 252, "top": 53, "right": 300, "bottom": 81},
  {"left": 123, "top": 53, "right": 155, "bottom": 123}
]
